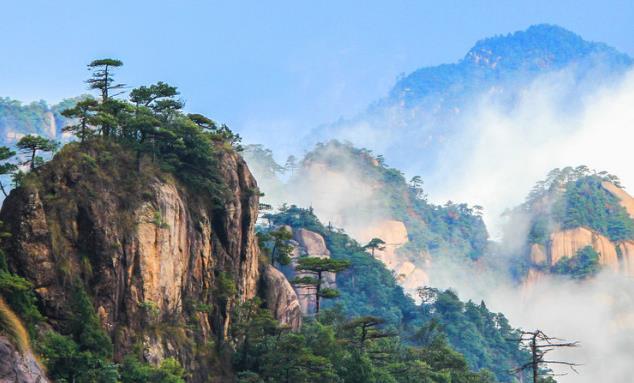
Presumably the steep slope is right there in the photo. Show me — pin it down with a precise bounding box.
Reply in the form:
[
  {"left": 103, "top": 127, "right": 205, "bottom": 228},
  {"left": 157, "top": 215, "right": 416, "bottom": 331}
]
[
  {"left": 0, "top": 297, "right": 48, "bottom": 383},
  {"left": 0, "top": 139, "right": 267, "bottom": 381}
]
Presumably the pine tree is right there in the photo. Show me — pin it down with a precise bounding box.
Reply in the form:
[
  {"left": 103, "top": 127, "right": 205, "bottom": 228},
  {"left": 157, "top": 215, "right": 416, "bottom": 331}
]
[
  {"left": 16, "top": 135, "right": 58, "bottom": 170},
  {"left": 293, "top": 258, "right": 350, "bottom": 314}
]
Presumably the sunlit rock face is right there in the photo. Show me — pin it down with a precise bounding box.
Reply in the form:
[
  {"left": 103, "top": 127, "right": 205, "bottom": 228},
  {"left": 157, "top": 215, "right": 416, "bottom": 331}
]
[
  {"left": 549, "top": 228, "right": 619, "bottom": 271},
  {"left": 261, "top": 265, "right": 302, "bottom": 330},
  {"left": 0, "top": 145, "right": 261, "bottom": 381},
  {"left": 354, "top": 219, "right": 430, "bottom": 293}
]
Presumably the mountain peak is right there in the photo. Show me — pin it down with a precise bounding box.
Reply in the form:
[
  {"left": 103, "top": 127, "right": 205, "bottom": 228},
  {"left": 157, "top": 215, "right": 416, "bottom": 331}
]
[
  {"left": 463, "top": 23, "right": 630, "bottom": 70},
  {"left": 390, "top": 24, "right": 632, "bottom": 102}
]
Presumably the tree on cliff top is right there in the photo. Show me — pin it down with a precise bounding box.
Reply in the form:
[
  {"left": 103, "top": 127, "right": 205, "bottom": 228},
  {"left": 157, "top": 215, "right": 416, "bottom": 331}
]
[
  {"left": 61, "top": 98, "right": 99, "bottom": 142},
  {"left": 16, "top": 134, "right": 58, "bottom": 170},
  {"left": 86, "top": 58, "right": 125, "bottom": 102}
]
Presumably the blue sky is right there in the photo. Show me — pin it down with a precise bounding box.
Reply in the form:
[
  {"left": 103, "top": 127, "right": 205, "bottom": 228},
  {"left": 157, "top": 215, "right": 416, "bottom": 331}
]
[{"left": 1, "top": 0, "right": 633, "bottom": 147}]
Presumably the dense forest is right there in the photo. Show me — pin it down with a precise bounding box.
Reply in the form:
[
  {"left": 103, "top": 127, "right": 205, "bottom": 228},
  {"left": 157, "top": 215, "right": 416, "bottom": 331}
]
[{"left": 260, "top": 206, "right": 530, "bottom": 382}]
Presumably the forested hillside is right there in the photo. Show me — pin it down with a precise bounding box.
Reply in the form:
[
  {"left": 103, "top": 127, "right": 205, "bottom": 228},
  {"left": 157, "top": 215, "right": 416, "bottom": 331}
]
[
  {"left": 260, "top": 205, "right": 529, "bottom": 382},
  {"left": 245, "top": 140, "right": 489, "bottom": 292}
]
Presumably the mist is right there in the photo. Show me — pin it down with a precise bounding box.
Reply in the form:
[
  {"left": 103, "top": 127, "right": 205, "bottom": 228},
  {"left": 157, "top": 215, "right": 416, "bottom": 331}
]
[
  {"left": 424, "top": 68, "right": 634, "bottom": 239},
  {"left": 244, "top": 64, "right": 634, "bottom": 382}
]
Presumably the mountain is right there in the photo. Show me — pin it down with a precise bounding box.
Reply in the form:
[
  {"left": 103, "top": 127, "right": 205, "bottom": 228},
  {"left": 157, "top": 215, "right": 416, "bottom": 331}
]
[
  {"left": 390, "top": 24, "right": 632, "bottom": 105},
  {"left": 310, "top": 24, "right": 633, "bottom": 176},
  {"left": 0, "top": 58, "right": 535, "bottom": 381},
  {"left": 245, "top": 140, "right": 493, "bottom": 295},
  {"left": 0, "top": 129, "right": 529, "bottom": 382}
]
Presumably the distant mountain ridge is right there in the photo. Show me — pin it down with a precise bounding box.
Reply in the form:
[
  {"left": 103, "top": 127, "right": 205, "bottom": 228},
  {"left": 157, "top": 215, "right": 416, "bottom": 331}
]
[
  {"left": 389, "top": 24, "right": 632, "bottom": 105},
  {"left": 311, "top": 23, "right": 634, "bottom": 179}
]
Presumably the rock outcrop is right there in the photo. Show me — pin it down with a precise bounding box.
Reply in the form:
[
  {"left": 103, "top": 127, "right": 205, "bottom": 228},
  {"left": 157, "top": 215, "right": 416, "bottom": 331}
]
[
  {"left": 549, "top": 228, "right": 619, "bottom": 272},
  {"left": 293, "top": 228, "right": 335, "bottom": 288},
  {"left": 616, "top": 241, "right": 634, "bottom": 277},
  {"left": 278, "top": 228, "right": 337, "bottom": 315},
  {"left": 524, "top": 226, "right": 634, "bottom": 288},
  {"left": 355, "top": 219, "right": 430, "bottom": 292},
  {"left": 0, "top": 143, "right": 261, "bottom": 381},
  {"left": 261, "top": 265, "right": 302, "bottom": 330},
  {"left": 0, "top": 336, "right": 48, "bottom": 383}
]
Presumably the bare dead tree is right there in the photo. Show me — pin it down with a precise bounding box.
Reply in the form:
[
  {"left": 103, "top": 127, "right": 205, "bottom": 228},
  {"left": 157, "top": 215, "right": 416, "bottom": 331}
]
[{"left": 511, "top": 329, "right": 580, "bottom": 383}]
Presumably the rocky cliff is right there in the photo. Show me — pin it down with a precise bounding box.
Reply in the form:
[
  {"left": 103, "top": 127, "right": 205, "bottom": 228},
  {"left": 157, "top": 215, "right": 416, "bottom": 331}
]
[
  {"left": 0, "top": 336, "right": 48, "bottom": 383},
  {"left": 0, "top": 141, "right": 266, "bottom": 381},
  {"left": 522, "top": 180, "right": 634, "bottom": 285},
  {"left": 354, "top": 219, "right": 430, "bottom": 292},
  {"left": 277, "top": 228, "right": 336, "bottom": 315},
  {"left": 260, "top": 265, "right": 302, "bottom": 330}
]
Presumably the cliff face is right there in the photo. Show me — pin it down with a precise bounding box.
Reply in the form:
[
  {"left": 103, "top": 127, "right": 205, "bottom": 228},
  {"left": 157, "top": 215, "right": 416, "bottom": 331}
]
[
  {"left": 0, "top": 336, "right": 48, "bottom": 383},
  {"left": 355, "top": 220, "right": 430, "bottom": 293},
  {"left": 279, "top": 228, "right": 336, "bottom": 315},
  {"left": 522, "top": 181, "right": 634, "bottom": 286},
  {"left": 549, "top": 228, "right": 619, "bottom": 272},
  {"left": 602, "top": 181, "right": 634, "bottom": 219},
  {"left": 0, "top": 143, "right": 262, "bottom": 381}
]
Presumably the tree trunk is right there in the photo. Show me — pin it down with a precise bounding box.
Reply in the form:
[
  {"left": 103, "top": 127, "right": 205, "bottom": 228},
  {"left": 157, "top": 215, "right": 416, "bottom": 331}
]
[
  {"left": 532, "top": 334, "right": 538, "bottom": 383},
  {"left": 315, "top": 271, "right": 322, "bottom": 314},
  {"left": 30, "top": 149, "right": 36, "bottom": 170}
]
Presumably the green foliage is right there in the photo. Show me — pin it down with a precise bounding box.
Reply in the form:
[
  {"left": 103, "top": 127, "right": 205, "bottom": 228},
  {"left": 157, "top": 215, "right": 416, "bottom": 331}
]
[
  {"left": 553, "top": 176, "right": 634, "bottom": 241},
  {"left": 39, "top": 331, "right": 119, "bottom": 383},
  {"left": 61, "top": 98, "right": 99, "bottom": 142},
  {"left": 416, "top": 288, "right": 529, "bottom": 381},
  {"left": 296, "top": 257, "right": 351, "bottom": 274},
  {"left": 0, "top": 296, "right": 30, "bottom": 353},
  {"left": 86, "top": 58, "right": 125, "bottom": 102},
  {"left": 0, "top": 146, "right": 17, "bottom": 196},
  {"left": 69, "top": 282, "right": 113, "bottom": 358},
  {"left": 0, "top": 250, "right": 43, "bottom": 336},
  {"left": 215, "top": 271, "right": 238, "bottom": 305},
  {"left": 265, "top": 206, "right": 526, "bottom": 381},
  {"left": 551, "top": 246, "right": 601, "bottom": 279},
  {"left": 301, "top": 140, "right": 489, "bottom": 261},
  {"left": 16, "top": 134, "right": 59, "bottom": 170},
  {"left": 0, "top": 97, "right": 76, "bottom": 139},
  {"left": 120, "top": 356, "right": 186, "bottom": 383},
  {"left": 293, "top": 257, "right": 351, "bottom": 313},
  {"left": 363, "top": 237, "right": 386, "bottom": 257},
  {"left": 234, "top": 304, "right": 498, "bottom": 383},
  {"left": 258, "top": 227, "right": 293, "bottom": 266},
  {"left": 521, "top": 168, "right": 634, "bottom": 249}
]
